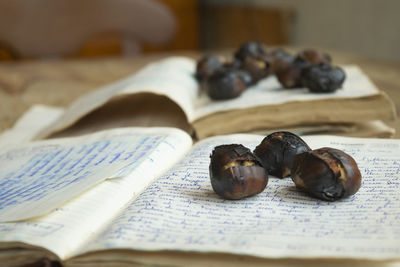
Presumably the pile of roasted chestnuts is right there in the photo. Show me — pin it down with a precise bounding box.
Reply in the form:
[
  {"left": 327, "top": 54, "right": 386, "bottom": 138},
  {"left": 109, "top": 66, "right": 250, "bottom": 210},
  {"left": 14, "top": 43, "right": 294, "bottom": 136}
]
[
  {"left": 209, "top": 131, "right": 362, "bottom": 201},
  {"left": 196, "top": 42, "right": 346, "bottom": 100}
]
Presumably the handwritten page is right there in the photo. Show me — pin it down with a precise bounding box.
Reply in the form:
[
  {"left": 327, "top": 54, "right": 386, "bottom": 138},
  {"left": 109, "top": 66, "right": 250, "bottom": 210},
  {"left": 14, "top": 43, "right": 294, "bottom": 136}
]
[
  {"left": 194, "top": 66, "right": 380, "bottom": 119},
  {"left": 0, "top": 127, "right": 190, "bottom": 222},
  {"left": 82, "top": 134, "right": 400, "bottom": 260},
  {"left": 35, "top": 57, "right": 198, "bottom": 139},
  {"left": 0, "top": 127, "right": 192, "bottom": 260}
]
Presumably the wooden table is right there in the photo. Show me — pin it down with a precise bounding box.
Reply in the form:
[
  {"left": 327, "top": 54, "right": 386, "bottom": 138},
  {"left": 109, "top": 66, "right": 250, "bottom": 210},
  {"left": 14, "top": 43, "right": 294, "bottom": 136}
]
[{"left": 0, "top": 49, "right": 399, "bottom": 137}]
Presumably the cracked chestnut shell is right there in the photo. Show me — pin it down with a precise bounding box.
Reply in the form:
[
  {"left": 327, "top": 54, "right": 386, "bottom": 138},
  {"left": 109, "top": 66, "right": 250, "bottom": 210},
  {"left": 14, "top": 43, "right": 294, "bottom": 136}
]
[
  {"left": 291, "top": 147, "right": 362, "bottom": 201},
  {"left": 210, "top": 144, "right": 268, "bottom": 200},
  {"left": 234, "top": 42, "right": 270, "bottom": 84},
  {"left": 254, "top": 131, "right": 311, "bottom": 178},
  {"left": 240, "top": 56, "right": 271, "bottom": 84},
  {"left": 206, "top": 68, "right": 247, "bottom": 100}
]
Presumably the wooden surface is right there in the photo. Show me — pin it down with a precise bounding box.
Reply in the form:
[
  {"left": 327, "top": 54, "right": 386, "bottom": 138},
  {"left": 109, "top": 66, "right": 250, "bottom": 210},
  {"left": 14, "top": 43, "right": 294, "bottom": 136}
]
[
  {"left": 0, "top": 48, "right": 399, "bottom": 137},
  {"left": 200, "top": 4, "right": 294, "bottom": 49}
]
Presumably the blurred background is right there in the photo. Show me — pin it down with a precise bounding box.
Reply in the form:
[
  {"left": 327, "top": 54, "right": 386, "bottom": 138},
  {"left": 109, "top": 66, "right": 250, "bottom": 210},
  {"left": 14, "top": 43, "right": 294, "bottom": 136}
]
[{"left": 0, "top": 0, "right": 399, "bottom": 62}]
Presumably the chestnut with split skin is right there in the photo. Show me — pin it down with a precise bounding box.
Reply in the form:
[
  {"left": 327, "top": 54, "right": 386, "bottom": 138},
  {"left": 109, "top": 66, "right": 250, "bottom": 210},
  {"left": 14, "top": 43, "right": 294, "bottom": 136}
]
[
  {"left": 291, "top": 147, "right": 362, "bottom": 201},
  {"left": 209, "top": 144, "right": 268, "bottom": 200}
]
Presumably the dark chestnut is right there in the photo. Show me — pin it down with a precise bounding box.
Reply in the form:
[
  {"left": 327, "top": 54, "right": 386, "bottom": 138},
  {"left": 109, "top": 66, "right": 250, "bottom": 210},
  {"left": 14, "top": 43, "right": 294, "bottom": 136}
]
[
  {"left": 254, "top": 131, "right": 311, "bottom": 178},
  {"left": 206, "top": 68, "right": 247, "bottom": 100},
  {"left": 222, "top": 61, "right": 253, "bottom": 86},
  {"left": 276, "top": 58, "right": 311, "bottom": 88},
  {"left": 210, "top": 144, "right": 268, "bottom": 200},
  {"left": 234, "top": 41, "right": 267, "bottom": 61},
  {"left": 195, "top": 55, "right": 223, "bottom": 81},
  {"left": 301, "top": 64, "right": 346, "bottom": 93},
  {"left": 296, "top": 49, "right": 331, "bottom": 65},
  {"left": 268, "top": 49, "right": 295, "bottom": 74},
  {"left": 239, "top": 56, "right": 271, "bottom": 84},
  {"left": 291, "top": 147, "right": 362, "bottom": 201}
]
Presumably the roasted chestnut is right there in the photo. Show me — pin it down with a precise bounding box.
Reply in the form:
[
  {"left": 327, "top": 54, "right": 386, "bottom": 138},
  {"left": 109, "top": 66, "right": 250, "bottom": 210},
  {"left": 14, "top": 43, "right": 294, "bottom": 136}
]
[
  {"left": 234, "top": 41, "right": 267, "bottom": 61},
  {"left": 254, "top": 131, "right": 311, "bottom": 178},
  {"left": 210, "top": 144, "right": 268, "bottom": 200},
  {"left": 296, "top": 49, "right": 331, "bottom": 65},
  {"left": 206, "top": 68, "right": 247, "bottom": 100},
  {"left": 276, "top": 58, "right": 310, "bottom": 88},
  {"left": 239, "top": 56, "right": 270, "bottom": 84},
  {"left": 195, "top": 55, "right": 223, "bottom": 81},
  {"left": 268, "top": 49, "right": 295, "bottom": 74},
  {"left": 301, "top": 64, "right": 346, "bottom": 93},
  {"left": 291, "top": 147, "right": 362, "bottom": 201},
  {"left": 233, "top": 42, "right": 271, "bottom": 84}
]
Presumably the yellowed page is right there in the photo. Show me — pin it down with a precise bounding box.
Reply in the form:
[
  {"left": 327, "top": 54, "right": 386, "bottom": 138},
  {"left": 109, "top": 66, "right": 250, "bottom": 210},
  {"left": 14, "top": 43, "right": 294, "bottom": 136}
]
[
  {"left": 35, "top": 57, "right": 198, "bottom": 139},
  {"left": 0, "top": 127, "right": 192, "bottom": 260},
  {"left": 80, "top": 134, "right": 400, "bottom": 260},
  {"left": 194, "top": 66, "right": 380, "bottom": 119}
]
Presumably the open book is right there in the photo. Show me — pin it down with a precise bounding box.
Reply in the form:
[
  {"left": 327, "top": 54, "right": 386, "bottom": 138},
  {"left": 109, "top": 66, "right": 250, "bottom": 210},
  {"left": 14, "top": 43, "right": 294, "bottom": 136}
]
[
  {"left": 0, "top": 107, "right": 399, "bottom": 266},
  {"left": 32, "top": 57, "right": 396, "bottom": 140}
]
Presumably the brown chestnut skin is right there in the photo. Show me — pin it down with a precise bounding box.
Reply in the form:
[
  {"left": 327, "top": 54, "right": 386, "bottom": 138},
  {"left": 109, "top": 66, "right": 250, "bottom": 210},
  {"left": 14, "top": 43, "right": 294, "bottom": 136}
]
[
  {"left": 239, "top": 56, "right": 271, "bottom": 84},
  {"left": 296, "top": 49, "right": 331, "bottom": 65},
  {"left": 276, "top": 58, "right": 311, "bottom": 88},
  {"left": 210, "top": 144, "right": 268, "bottom": 200},
  {"left": 195, "top": 55, "right": 223, "bottom": 81},
  {"left": 206, "top": 68, "right": 247, "bottom": 100},
  {"left": 234, "top": 42, "right": 267, "bottom": 61},
  {"left": 254, "top": 131, "right": 311, "bottom": 178},
  {"left": 268, "top": 49, "right": 295, "bottom": 74},
  {"left": 291, "top": 147, "right": 362, "bottom": 201}
]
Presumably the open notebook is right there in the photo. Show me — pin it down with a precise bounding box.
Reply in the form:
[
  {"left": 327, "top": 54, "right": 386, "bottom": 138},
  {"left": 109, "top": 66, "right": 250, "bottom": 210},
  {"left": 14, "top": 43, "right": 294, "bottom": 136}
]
[{"left": 0, "top": 106, "right": 399, "bottom": 266}]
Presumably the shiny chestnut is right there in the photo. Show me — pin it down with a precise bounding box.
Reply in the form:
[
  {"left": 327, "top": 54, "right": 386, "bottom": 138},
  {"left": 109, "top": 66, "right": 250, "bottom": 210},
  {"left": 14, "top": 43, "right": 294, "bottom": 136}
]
[
  {"left": 234, "top": 41, "right": 267, "bottom": 61},
  {"left": 254, "top": 131, "right": 311, "bottom": 178},
  {"left": 301, "top": 64, "right": 346, "bottom": 93},
  {"left": 276, "top": 58, "right": 310, "bottom": 88},
  {"left": 210, "top": 144, "right": 268, "bottom": 200},
  {"left": 291, "top": 147, "right": 362, "bottom": 201},
  {"left": 206, "top": 68, "right": 247, "bottom": 100},
  {"left": 195, "top": 55, "right": 223, "bottom": 81}
]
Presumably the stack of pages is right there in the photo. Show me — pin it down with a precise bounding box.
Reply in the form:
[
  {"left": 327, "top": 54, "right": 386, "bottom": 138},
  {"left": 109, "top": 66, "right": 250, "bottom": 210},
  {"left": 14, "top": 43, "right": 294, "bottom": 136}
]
[{"left": 32, "top": 57, "right": 396, "bottom": 140}]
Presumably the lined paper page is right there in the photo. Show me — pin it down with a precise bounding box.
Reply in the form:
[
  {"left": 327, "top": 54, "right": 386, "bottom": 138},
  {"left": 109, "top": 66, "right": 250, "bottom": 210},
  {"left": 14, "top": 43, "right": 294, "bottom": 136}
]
[
  {"left": 83, "top": 135, "right": 400, "bottom": 260},
  {"left": 0, "top": 127, "right": 192, "bottom": 259},
  {"left": 0, "top": 127, "right": 189, "bottom": 222}
]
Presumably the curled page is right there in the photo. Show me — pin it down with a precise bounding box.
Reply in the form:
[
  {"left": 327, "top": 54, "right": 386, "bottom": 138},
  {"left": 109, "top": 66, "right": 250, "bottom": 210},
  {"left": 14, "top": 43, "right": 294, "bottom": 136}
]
[
  {"left": 34, "top": 57, "right": 198, "bottom": 139},
  {"left": 0, "top": 127, "right": 189, "bottom": 222}
]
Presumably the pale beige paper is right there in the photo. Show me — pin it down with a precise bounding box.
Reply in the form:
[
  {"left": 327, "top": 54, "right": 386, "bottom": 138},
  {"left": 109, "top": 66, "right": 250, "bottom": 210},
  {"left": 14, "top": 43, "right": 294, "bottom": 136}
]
[
  {"left": 35, "top": 57, "right": 198, "bottom": 139},
  {"left": 194, "top": 66, "right": 380, "bottom": 119},
  {"left": 0, "top": 127, "right": 192, "bottom": 259},
  {"left": 0, "top": 105, "right": 64, "bottom": 149},
  {"left": 78, "top": 134, "right": 400, "bottom": 261},
  {"left": 34, "top": 56, "right": 381, "bottom": 140}
]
